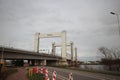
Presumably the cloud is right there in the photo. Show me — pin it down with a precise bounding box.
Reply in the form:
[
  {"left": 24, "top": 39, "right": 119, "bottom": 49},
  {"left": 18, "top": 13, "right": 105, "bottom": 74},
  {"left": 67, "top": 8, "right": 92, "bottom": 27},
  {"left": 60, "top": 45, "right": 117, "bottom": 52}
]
[{"left": 0, "top": 0, "right": 120, "bottom": 61}]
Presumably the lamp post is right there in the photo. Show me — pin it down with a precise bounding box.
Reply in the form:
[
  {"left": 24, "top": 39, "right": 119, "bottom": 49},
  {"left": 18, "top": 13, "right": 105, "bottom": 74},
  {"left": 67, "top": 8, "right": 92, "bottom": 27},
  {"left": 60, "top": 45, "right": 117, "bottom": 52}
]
[
  {"left": 0, "top": 47, "right": 4, "bottom": 74},
  {"left": 1, "top": 47, "right": 4, "bottom": 63},
  {"left": 110, "top": 12, "right": 120, "bottom": 35}
]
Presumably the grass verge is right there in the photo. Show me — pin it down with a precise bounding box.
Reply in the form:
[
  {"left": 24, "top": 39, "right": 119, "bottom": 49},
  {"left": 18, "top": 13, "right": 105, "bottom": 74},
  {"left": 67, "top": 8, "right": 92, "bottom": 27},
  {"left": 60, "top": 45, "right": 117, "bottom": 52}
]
[{"left": 27, "top": 73, "right": 45, "bottom": 80}]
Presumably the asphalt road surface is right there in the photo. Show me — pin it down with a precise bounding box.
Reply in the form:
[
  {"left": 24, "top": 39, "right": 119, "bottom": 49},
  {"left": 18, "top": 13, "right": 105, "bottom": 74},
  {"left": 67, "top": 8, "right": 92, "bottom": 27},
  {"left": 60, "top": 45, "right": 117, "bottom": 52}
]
[{"left": 46, "top": 67, "right": 120, "bottom": 80}]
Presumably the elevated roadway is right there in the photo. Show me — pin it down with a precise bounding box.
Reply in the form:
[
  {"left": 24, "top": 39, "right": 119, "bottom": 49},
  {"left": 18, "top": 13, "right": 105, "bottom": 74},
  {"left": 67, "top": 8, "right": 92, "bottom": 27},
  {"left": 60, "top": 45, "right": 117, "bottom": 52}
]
[
  {"left": 0, "top": 47, "right": 61, "bottom": 60},
  {"left": 0, "top": 47, "right": 64, "bottom": 66}
]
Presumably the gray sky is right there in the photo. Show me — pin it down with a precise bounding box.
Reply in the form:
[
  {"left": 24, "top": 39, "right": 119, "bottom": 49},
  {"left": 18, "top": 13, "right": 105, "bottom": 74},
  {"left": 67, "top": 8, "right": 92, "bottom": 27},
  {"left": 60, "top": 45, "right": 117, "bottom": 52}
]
[{"left": 0, "top": 0, "right": 120, "bottom": 61}]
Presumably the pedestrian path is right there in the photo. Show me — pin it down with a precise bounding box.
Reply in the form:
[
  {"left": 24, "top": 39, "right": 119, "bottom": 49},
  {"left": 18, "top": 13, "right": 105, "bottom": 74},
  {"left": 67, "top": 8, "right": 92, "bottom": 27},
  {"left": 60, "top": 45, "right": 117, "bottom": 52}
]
[{"left": 6, "top": 67, "right": 29, "bottom": 80}]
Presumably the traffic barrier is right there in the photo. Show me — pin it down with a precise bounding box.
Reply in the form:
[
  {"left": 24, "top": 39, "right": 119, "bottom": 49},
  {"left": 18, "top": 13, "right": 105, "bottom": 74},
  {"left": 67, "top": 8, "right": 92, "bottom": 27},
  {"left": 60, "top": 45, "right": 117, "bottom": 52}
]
[
  {"left": 42, "top": 68, "right": 46, "bottom": 74},
  {"left": 52, "top": 71, "right": 57, "bottom": 80},
  {"left": 37, "top": 67, "right": 43, "bottom": 74},
  {"left": 69, "top": 72, "right": 73, "bottom": 80},
  {"left": 29, "top": 67, "right": 50, "bottom": 80},
  {"left": 33, "top": 67, "right": 38, "bottom": 73},
  {"left": 45, "top": 76, "right": 49, "bottom": 80},
  {"left": 28, "top": 68, "right": 33, "bottom": 77},
  {"left": 44, "top": 68, "right": 49, "bottom": 80},
  {"left": 40, "top": 68, "right": 43, "bottom": 74},
  {"left": 29, "top": 67, "right": 74, "bottom": 80}
]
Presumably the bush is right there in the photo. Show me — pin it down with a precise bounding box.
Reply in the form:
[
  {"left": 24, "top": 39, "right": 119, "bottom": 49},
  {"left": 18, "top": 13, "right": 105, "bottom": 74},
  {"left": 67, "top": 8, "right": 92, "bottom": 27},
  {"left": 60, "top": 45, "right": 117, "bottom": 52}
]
[{"left": 28, "top": 73, "right": 46, "bottom": 80}]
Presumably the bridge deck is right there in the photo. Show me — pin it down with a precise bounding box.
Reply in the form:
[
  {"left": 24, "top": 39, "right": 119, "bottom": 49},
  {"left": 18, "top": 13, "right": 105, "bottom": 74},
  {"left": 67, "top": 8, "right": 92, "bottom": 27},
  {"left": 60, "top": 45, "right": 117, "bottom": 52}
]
[{"left": 0, "top": 47, "right": 62, "bottom": 60}]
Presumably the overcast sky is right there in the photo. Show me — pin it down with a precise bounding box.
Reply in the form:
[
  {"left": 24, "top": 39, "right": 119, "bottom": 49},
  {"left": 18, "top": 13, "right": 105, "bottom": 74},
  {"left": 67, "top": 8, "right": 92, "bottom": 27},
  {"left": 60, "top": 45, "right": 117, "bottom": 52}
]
[{"left": 0, "top": 0, "right": 120, "bottom": 61}]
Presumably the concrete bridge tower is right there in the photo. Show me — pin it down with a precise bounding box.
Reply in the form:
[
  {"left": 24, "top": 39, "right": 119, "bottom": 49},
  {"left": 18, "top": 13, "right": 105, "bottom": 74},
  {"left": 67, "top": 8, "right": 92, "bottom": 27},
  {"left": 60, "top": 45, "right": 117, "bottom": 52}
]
[
  {"left": 34, "top": 33, "right": 40, "bottom": 53},
  {"left": 34, "top": 31, "right": 68, "bottom": 65},
  {"left": 52, "top": 41, "right": 74, "bottom": 62}
]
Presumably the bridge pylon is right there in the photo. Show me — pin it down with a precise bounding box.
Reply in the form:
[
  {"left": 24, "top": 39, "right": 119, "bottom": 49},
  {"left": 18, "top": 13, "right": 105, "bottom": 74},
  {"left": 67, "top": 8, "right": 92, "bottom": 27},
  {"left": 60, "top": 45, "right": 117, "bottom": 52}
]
[
  {"left": 52, "top": 41, "right": 75, "bottom": 66},
  {"left": 34, "top": 31, "right": 68, "bottom": 66}
]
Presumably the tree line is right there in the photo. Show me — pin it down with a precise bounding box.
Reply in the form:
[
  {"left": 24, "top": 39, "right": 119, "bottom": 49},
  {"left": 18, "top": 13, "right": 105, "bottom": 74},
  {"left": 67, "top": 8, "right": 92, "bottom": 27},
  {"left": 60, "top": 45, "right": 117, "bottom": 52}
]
[{"left": 99, "top": 47, "right": 120, "bottom": 72}]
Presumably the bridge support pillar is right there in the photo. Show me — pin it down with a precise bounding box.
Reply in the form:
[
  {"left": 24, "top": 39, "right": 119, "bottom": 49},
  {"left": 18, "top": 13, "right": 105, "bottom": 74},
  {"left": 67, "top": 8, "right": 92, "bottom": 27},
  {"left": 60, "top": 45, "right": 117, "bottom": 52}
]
[
  {"left": 60, "top": 31, "right": 68, "bottom": 66},
  {"left": 34, "top": 33, "right": 40, "bottom": 53},
  {"left": 52, "top": 42, "right": 56, "bottom": 55},
  {"left": 28, "top": 60, "right": 35, "bottom": 66},
  {"left": 41, "top": 60, "right": 46, "bottom": 66},
  {"left": 59, "top": 58, "right": 68, "bottom": 66},
  {"left": 35, "top": 60, "right": 38, "bottom": 66},
  {"left": 38, "top": 60, "right": 42, "bottom": 66},
  {"left": 28, "top": 60, "right": 32, "bottom": 66}
]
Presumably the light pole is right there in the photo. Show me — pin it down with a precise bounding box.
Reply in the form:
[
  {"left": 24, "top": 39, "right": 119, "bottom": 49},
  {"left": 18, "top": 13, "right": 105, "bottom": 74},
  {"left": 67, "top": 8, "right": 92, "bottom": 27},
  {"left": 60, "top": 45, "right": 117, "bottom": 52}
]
[
  {"left": 110, "top": 12, "right": 120, "bottom": 35},
  {"left": 0, "top": 47, "right": 4, "bottom": 73},
  {"left": 1, "top": 47, "right": 4, "bottom": 63}
]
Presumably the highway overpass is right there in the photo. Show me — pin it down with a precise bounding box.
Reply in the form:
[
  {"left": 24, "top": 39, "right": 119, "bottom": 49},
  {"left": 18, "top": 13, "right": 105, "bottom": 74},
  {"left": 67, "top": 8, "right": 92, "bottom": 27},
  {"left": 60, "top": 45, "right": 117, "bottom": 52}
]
[{"left": 0, "top": 47, "right": 72, "bottom": 66}]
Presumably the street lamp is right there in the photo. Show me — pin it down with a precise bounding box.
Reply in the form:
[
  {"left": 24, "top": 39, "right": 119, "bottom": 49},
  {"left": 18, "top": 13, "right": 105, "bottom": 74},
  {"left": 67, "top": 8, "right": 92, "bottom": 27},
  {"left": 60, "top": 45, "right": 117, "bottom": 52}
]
[
  {"left": 1, "top": 47, "right": 4, "bottom": 63},
  {"left": 0, "top": 47, "right": 4, "bottom": 73},
  {"left": 110, "top": 12, "right": 120, "bottom": 35}
]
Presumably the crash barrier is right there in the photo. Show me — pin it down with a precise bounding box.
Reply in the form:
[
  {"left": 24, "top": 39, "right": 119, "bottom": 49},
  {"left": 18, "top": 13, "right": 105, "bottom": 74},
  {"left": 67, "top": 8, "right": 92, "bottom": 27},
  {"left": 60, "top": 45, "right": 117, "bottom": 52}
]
[
  {"left": 28, "top": 67, "right": 73, "bottom": 80},
  {"left": 52, "top": 71, "right": 56, "bottom": 80},
  {"left": 45, "top": 68, "right": 49, "bottom": 80},
  {"left": 28, "top": 67, "right": 50, "bottom": 80},
  {"left": 69, "top": 72, "right": 73, "bottom": 80},
  {"left": 28, "top": 68, "right": 33, "bottom": 77}
]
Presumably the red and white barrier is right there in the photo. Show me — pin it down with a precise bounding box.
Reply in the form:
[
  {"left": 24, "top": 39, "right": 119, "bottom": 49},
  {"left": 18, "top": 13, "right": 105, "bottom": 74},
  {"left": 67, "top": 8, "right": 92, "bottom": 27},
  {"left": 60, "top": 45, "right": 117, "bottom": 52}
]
[
  {"left": 44, "top": 68, "right": 49, "bottom": 77},
  {"left": 33, "top": 67, "right": 38, "bottom": 73},
  {"left": 32, "top": 67, "right": 74, "bottom": 80},
  {"left": 32, "top": 67, "right": 50, "bottom": 80},
  {"left": 44, "top": 68, "right": 49, "bottom": 80},
  {"left": 33, "top": 67, "right": 43, "bottom": 74},
  {"left": 45, "top": 77, "right": 49, "bottom": 80},
  {"left": 40, "top": 68, "right": 43, "bottom": 74},
  {"left": 69, "top": 72, "right": 73, "bottom": 80},
  {"left": 52, "top": 71, "right": 57, "bottom": 80}
]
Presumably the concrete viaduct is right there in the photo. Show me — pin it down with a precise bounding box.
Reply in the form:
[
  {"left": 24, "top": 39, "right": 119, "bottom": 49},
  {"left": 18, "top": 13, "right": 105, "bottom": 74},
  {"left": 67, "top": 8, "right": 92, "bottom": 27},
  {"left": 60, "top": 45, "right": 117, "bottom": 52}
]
[{"left": 0, "top": 47, "right": 73, "bottom": 66}]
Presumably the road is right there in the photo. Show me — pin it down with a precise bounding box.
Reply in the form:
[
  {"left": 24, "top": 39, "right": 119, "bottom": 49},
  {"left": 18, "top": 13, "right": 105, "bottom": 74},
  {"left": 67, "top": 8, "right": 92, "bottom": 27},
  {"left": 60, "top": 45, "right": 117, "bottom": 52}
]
[{"left": 46, "top": 67, "right": 120, "bottom": 80}]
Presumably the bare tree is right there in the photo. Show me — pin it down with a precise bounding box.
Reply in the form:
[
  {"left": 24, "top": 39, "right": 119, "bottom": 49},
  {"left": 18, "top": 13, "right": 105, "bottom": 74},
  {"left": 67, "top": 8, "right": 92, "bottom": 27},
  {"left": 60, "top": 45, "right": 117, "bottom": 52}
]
[{"left": 99, "top": 47, "right": 120, "bottom": 71}]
